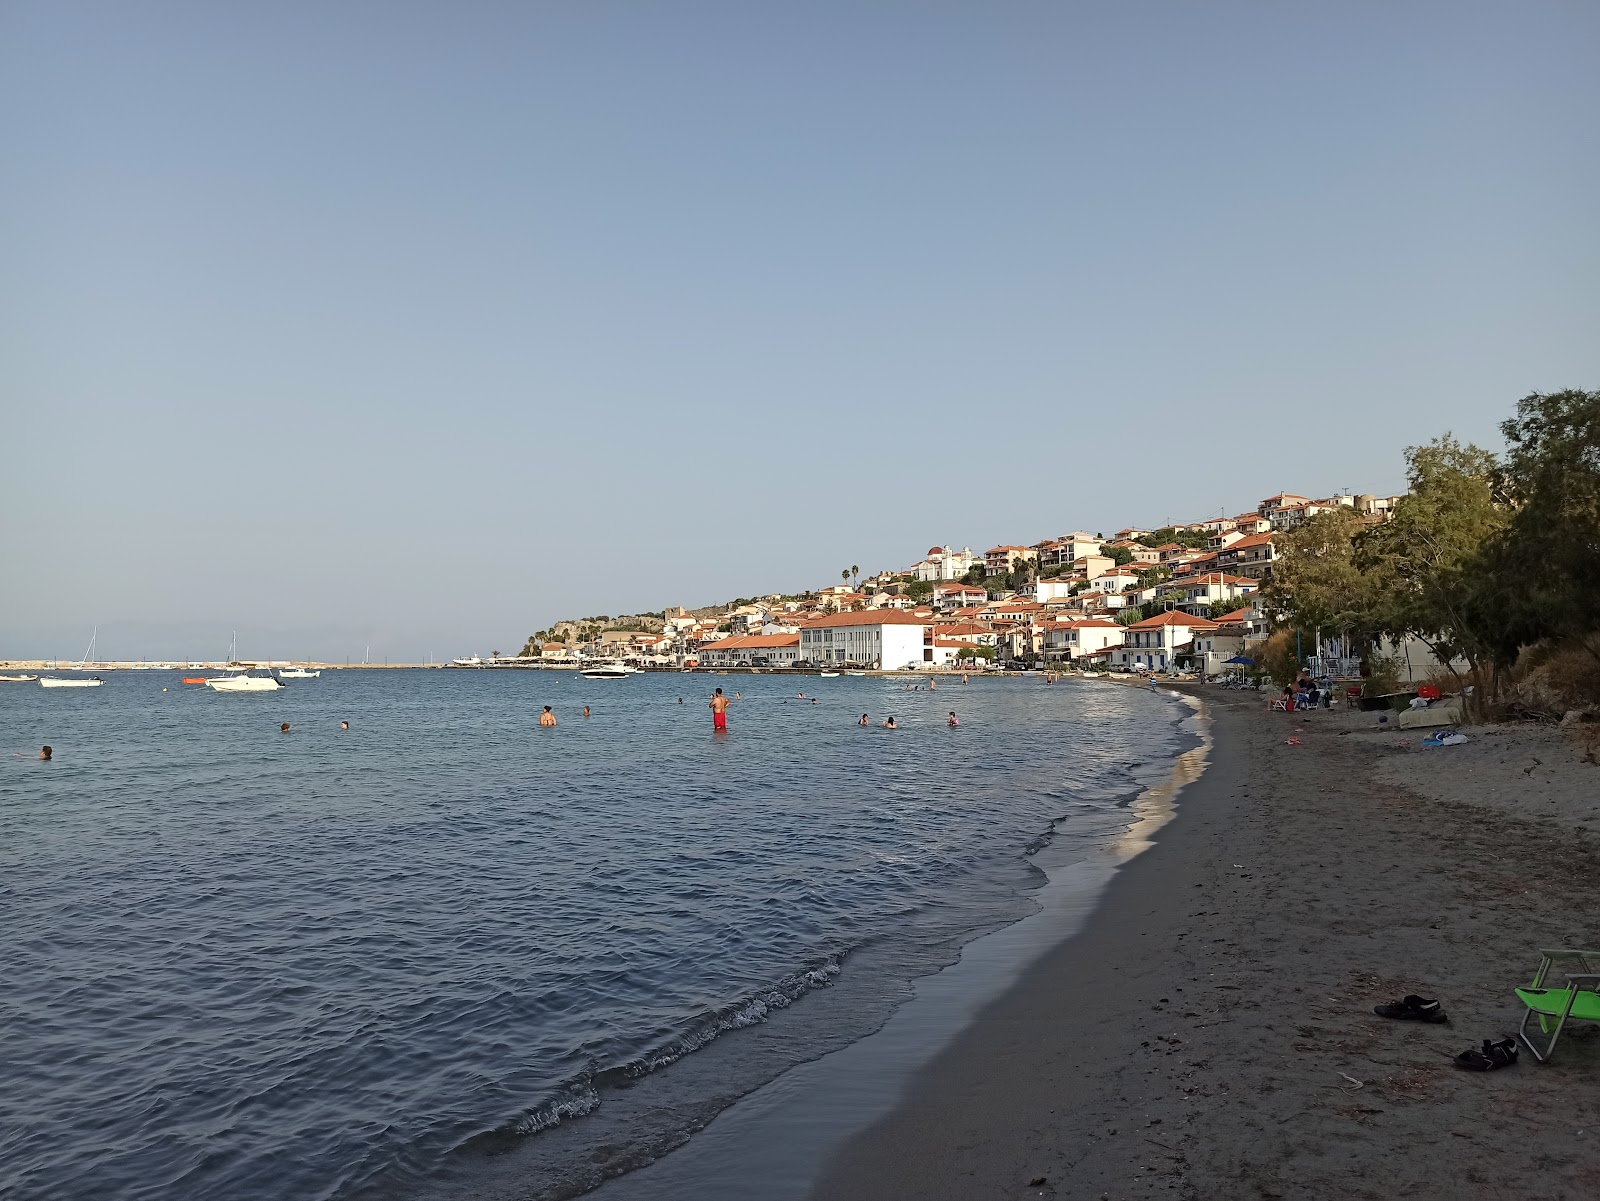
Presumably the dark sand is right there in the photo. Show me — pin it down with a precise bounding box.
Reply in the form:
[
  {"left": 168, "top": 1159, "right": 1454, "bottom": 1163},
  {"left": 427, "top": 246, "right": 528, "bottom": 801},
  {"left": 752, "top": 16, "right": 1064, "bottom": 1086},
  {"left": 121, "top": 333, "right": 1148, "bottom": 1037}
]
[{"left": 814, "top": 689, "right": 1600, "bottom": 1200}]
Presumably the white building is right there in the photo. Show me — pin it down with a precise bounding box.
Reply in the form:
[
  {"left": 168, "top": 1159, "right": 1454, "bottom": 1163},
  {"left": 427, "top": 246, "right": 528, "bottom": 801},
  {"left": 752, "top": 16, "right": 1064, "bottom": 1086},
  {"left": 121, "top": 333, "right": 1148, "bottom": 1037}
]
[
  {"left": 798, "top": 612, "right": 929, "bottom": 670},
  {"left": 914, "top": 545, "right": 980, "bottom": 582},
  {"left": 1111, "top": 611, "right": 1220, "bottom": 672},
  {"left": 1042, "top": 618, "right": 1125, "bottom": 662}
]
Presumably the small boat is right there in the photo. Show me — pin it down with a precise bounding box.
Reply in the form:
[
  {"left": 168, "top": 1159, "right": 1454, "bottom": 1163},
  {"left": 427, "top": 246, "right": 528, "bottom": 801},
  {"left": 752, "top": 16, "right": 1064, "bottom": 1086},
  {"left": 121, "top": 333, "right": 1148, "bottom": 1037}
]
[
  {"left": 580, "top": 662, "right": 632, "bottom": 680},
  {"left": 279, "top": 668, "right": 320, "bottom": 678},
  {"left": 182, "top": 676, "right": 209, "bottom": 684},
  {"left": 819, "top": 671, "right": 841, "bottom": 678},
  {"left": 846, "top": 671, "right": 867, "bottom": 677},
  {"left": 206, "top": 669, "right": 284, "bottom": 692},
  {"left": 41, "top": 629, "right": 104, "bottom": 687},
  {"left": 0, "top": 674, "right": 38, "bottom": 682}
]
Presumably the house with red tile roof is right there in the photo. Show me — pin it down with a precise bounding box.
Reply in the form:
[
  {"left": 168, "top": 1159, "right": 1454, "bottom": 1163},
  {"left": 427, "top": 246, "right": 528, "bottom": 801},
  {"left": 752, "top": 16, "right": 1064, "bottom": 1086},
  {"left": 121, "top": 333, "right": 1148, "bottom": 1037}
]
[
  {"left": 1216, "top": 532, "right": 1276, "bottom": 580},
  {"left": 1177, "top": 572, "right": 1258, "bottom": 615},
  {"left": 984, "top": 545, "right": 1038, "bottom": 575},
  {"left": 1111, "top": 610, "right": 1220, "bottom": 672},
  {"left": 1042, "top": 618, "right": 1125, "bottom": 663},
  {"left": 696, "top": 633, "right": 802, "bottom": 667}
]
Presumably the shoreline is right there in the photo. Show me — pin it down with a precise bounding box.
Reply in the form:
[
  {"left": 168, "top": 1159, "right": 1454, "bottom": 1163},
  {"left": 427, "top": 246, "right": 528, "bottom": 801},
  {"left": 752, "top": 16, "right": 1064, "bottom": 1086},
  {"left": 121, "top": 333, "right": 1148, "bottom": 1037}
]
[
  {"left": 814, "top": 689, "right": 1600, "bottom": 1199},
  {"left": 568, "top": 684, "right": 1210, "bottom": 1201}
]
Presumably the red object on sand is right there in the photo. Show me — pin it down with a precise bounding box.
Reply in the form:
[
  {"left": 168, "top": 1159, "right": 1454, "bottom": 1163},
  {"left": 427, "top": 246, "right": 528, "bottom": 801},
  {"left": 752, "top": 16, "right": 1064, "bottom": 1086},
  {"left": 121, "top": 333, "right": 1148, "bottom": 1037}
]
[{"left": 1417, "top": 684, "right": 1441, "bottom": 700}]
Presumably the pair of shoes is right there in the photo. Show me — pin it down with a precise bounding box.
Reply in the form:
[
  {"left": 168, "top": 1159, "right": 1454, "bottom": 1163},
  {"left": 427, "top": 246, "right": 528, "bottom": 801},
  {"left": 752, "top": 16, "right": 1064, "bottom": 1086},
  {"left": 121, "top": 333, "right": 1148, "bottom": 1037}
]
[
  {"left": 1455, "top": 1038, "right": 1518, "bottom": 1071},
  {"left": 1374, "top": 994, "right": 1449, "bottom": 1023}
]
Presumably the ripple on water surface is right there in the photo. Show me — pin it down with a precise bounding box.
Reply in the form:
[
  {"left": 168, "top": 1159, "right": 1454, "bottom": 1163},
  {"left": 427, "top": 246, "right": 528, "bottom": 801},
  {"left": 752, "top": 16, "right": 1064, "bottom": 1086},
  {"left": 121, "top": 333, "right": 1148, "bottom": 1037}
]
[{"left": 0, "top": 671, "right": 1190, "bottom": 1201}]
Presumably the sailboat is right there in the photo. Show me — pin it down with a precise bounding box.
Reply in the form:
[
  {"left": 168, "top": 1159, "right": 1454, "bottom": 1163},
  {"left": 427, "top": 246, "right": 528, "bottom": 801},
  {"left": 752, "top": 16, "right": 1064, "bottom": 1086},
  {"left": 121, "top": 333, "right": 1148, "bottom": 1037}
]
[{"left": 40, "top": 628, "right": 105, "bottom": 688}]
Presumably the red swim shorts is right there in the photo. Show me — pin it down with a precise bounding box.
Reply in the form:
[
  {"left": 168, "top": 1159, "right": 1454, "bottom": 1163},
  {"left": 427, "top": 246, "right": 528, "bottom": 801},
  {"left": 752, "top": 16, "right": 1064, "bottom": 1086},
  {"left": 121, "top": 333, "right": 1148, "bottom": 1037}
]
[{"left": 713, "top": 710, "right": 727, "bottom": 731}]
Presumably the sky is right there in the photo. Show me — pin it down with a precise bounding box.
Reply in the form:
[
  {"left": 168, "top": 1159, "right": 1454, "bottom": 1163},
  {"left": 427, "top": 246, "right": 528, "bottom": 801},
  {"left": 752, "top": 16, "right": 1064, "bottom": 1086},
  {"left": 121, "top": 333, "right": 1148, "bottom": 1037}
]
[{"left": 3, "top": 2, "right": 1597, "bottom": 662}]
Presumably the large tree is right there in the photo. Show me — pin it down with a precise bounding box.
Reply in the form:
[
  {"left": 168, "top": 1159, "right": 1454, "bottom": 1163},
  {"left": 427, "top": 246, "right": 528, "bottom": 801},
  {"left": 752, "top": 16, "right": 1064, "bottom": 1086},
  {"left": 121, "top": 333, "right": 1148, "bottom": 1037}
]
[
  {"left": 1355, "top": 435, "right": 1509, "bottom": 703},
  {"left": 1470, "top": 389, "right": 1600, "bottom": 668},
  {"left": 1262, "top": 508, "right": 1379, "bottom": 650}
]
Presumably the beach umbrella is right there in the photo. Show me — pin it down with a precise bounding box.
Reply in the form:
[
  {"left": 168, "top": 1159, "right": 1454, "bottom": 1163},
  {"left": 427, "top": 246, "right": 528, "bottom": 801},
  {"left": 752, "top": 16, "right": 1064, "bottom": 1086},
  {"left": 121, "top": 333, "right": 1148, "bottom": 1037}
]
[{"left": 1225, "top": 655, "right": 1257, "bottom": 665}]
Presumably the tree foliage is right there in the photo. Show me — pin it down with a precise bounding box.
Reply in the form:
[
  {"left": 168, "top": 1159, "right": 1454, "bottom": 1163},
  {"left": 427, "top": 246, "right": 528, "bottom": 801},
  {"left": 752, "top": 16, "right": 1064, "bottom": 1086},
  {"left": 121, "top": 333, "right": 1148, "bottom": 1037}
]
[
  {"left": 1099, "top": 543, "right": 1136, "bottom": 566},
  {"left": 1262, "top": 508, "right": 1378, "bottom": 647}
]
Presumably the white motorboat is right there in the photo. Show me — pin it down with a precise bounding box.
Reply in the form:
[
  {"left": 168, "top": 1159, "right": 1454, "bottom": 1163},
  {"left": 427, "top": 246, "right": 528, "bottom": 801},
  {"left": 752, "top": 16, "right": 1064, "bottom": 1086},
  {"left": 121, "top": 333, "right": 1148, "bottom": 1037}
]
[
  {"left": 0, "top": 674, "right": 38, "bottom": 682},
  {"left": 206, "top": 669, "right": 284, "bottom": 692},
  {"left": 279, "top": 668, "right": 320, "bottom": 678},
  {"left": 580, "top": 662, "right": 633, "bottom": 680},
  {"left": 819, "top": 671, "right": 841, "bottom": 678}
]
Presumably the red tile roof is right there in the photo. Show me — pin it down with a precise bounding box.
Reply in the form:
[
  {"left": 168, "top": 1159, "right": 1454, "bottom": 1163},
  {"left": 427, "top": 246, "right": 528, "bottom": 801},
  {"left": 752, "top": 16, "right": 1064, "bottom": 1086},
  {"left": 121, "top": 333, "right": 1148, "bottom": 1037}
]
[
  {"left": 808, "top": 611, "right": 932, "bottom": 628},
  {"left": 1126, "top": 611, "right": 1221, "bottom": 630}
]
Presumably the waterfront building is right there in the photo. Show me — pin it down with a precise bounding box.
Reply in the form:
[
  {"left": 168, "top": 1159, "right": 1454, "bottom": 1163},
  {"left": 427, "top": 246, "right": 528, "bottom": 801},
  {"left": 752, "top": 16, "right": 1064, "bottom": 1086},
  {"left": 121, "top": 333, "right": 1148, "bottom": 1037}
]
[
  {"left": 1111, "top": 611, "right": 1220, "bottom": 672},
  {"left": 696, "top": 634, "right": 802, "bottom": 667},
  {"left": 798, "top": 611, "right": 929, "bottom": 670}
]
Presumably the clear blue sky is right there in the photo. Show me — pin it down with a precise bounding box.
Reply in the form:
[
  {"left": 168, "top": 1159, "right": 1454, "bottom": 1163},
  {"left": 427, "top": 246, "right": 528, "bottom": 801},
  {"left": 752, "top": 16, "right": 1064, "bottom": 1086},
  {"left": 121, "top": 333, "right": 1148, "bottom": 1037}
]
[{"left": 3, "top": 2, "right": 1596, "bottom": 661}]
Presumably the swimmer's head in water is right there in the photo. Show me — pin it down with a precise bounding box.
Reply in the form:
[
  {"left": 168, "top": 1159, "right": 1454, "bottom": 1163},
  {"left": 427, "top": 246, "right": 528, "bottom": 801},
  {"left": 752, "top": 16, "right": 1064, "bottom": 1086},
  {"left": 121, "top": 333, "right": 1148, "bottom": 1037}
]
[
  {"left": 40, "top": 745, "right": 52, "bottom": 760},
  {"left": 340, "top": 721, "right": 349, "bottom": 730},
  {"left": 280, "top": 723, "right": 290, "bottom": 733},
  {"left": 543, "top": 705, "right": 552, "bottom": 713}
]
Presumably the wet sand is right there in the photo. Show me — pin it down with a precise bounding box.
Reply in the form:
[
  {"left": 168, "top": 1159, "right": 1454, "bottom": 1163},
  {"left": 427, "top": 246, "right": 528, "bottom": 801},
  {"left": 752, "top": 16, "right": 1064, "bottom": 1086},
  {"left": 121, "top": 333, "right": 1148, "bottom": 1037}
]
[{"left": 814, "top": 690, "right": 1600, "bottom": 1200}]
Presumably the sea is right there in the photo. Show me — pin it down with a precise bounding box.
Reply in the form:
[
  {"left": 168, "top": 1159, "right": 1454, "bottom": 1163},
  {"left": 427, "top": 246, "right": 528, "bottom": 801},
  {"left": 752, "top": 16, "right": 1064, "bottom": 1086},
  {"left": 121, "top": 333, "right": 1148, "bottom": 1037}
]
[{"left": 0, "top": 669, "right": 1197, "bottom": 1201}]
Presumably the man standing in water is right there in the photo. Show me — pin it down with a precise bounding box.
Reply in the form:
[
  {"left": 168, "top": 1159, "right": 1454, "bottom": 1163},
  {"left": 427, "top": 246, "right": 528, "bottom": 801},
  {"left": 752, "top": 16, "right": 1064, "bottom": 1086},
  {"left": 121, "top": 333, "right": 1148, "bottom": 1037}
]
[{"left": 710, "top": 687, "right": 730, "bottom": 732}]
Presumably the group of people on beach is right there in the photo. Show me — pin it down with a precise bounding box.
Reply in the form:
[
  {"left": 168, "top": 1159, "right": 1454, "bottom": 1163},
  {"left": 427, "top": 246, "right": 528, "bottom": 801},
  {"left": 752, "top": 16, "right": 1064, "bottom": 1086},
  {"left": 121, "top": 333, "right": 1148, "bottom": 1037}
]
[{"left": 1271, "top": 669, "right": 1332, "bottom": 712}]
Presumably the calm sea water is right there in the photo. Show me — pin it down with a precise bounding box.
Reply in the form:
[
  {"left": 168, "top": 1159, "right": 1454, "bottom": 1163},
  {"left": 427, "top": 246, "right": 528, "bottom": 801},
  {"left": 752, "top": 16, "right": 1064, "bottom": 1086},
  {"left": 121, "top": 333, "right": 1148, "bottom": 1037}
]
[{"left": 0, "top": 670, "right": 1189, "bottom": 1201}]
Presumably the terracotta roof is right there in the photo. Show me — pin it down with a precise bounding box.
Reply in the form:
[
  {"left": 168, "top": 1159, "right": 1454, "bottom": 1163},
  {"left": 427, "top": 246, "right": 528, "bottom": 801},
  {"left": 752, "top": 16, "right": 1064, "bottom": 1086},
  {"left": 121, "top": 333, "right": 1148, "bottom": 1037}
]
[
  {"left": 807, "top": 611, "right": 932, "bottom": 628},
  {"left": 1186, "top": 573, "right": 1256, "bottom": 586},
  {"left": 704, "top": 634, "right": 800, "bottom": 650},
  {"left": 1229, "top": 533, "right": 1275, "bottom": 550},
  {"left": 1126, "top": 611, "right": 1221, "bottom": 630},
  {"left": 1212, "top": 607, "right": 1254, "bottom": 623}
]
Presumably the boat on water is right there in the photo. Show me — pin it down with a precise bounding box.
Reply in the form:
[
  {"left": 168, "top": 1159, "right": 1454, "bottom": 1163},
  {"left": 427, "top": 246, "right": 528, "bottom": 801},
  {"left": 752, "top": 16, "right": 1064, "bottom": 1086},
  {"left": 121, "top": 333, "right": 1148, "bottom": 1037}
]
[
  {"left": 279, "top": 668, "right": 320, "bottom": 678},
  {"left": 181, "top": 676, "right": 208, "bottom": 684},
  {"left": 40, "top": 628, "right": 105, "bottom": 688},
  {"left": 206, "top": 669, "right": 284, "bottom": 692},
  {"left": 580, "top": 662, "right": 633, "bottom": 680},
  {"left": 819, "top": 671, "right": 841, "bottom": 678},
  {"left": 0, "top": 674, "right": 38, "bottom": 683}
]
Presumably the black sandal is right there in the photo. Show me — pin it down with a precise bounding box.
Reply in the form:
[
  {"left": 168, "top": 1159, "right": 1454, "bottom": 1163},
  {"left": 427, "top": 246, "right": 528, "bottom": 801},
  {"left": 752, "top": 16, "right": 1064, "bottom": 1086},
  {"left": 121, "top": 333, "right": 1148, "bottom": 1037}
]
[
  {"left": 1373, "top": 994, "right": 1449, "bottom": 1023},
  {"left": 1455, "top": 1038, "right": 1518, "bottom": 1071}
]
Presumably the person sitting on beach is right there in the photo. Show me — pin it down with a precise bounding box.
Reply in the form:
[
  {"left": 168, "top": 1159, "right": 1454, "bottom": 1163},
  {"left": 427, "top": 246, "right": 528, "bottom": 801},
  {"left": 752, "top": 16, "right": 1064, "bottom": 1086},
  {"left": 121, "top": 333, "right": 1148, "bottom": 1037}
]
[
  {"left": 539, "top": 706, "right": 557, "bottom": 727},
  {"left": 947, "top": 712, "right": 958, "bottom": 726},
  {"left": 39, "top": 745, "right": 52, "bottom": 761},
  {"left": 859, "top": 714, "right": 869, "bottom": 726},
  {"left": 882, "top": 717, "right": 897, "bottom": 729}
]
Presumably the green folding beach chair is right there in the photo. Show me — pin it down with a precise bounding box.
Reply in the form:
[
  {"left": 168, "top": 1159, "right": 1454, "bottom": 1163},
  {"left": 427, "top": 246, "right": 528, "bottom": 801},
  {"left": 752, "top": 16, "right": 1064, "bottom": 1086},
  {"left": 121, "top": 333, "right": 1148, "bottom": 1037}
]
[{"left": 1515, "top": 948, "right": 1600, "bottom": 1063}]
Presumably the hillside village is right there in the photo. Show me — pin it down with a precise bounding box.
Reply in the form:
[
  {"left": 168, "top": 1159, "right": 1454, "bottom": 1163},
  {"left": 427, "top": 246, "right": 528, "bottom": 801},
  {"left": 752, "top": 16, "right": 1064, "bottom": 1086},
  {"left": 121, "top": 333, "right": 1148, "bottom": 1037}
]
[{"left": 513, "top": 489, "right": 1405, "bottom": 676}]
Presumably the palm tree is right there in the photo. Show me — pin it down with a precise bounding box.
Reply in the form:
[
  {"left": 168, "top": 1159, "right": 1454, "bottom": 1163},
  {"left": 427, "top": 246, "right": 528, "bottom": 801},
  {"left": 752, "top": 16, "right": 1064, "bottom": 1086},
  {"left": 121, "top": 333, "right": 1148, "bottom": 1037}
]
[
  {"left": 841, "top": 569, "right": 850, "bottom": 586},
  {"left": 851, "top": 564, "right": 860, "bottom": 590}
]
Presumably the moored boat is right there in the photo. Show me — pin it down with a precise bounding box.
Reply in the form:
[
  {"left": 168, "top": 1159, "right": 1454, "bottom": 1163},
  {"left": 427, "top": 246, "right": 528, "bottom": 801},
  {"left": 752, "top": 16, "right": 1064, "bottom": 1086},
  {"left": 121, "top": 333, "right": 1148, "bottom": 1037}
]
[
  {"left": 0, "top": 674, "right": 38, "bottom": 682},
  {"left": 279, "top": 668, "right": 320, "bottom": 678},
  {"left": 40, "top": 676, "right": 103, "bottom": 688},
  {"left": 580, "top": 662, "right": 632, "bottom": 680},
  {"left": 206, "top": 669, "right": 284, "bottom": 692}
]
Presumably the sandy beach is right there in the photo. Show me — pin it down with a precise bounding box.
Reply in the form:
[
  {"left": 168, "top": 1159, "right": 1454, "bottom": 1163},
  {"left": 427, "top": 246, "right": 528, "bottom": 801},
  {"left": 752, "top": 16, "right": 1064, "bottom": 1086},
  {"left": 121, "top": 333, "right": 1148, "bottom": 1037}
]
[{"left": 815, "top": 689, "right": 1599, "bottom": 1200}]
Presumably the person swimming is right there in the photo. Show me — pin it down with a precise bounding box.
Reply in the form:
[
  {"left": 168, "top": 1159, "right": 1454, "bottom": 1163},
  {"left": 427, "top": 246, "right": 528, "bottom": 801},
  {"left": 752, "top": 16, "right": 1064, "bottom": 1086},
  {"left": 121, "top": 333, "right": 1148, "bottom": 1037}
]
[
  {"left": 882, "top": 717, "right": 897, "bottom": 729},
  {"left": 39, "top": 745, "right": 52, "bottom": 761},
  {"left": 582, "top": 706, "right": 590, "bottom": 718},
  {"left": 948, "top": 712, "right": 959, "bottom": 726},
  {"left": 539, "top": 706, "right": 557, "bottom": 727},
  {"left": 340, "top": 721, "right": 349, "bottom": 730},
  {"left": 280, "top": 723, "right": 290, "bottom": 733},
  {"left": 859, "top": 714, "right": 869, "bottom": 726}
]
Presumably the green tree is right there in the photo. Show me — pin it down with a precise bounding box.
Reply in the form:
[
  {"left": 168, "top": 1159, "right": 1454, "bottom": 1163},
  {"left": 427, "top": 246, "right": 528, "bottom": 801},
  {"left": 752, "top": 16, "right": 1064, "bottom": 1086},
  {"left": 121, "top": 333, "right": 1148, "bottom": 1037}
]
[
  {"left": 851, "top": 564, "right": 860, "bottom": 590},
  {"left": 1469, "top": 389, "right": 1600, "bottom": 669},
  {"left": 904, "top": 578, "right": 934, "bottom": 603},
  {"left": 1355, "top": 435, "right": 1510, "bottom": 708},
  {"left": 1099, "top": 543, "right": 1135, "bottom": 566},
  {"left": 1262, "top": 508, "right": 1380, "bottom": 650}
]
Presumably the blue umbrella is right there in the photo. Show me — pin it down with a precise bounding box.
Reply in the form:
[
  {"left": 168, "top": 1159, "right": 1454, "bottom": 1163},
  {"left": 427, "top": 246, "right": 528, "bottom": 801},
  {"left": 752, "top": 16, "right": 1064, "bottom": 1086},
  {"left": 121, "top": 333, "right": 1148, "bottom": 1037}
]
[{"left": 1225, "top": 655, "right": 1257, "bottom": 665}]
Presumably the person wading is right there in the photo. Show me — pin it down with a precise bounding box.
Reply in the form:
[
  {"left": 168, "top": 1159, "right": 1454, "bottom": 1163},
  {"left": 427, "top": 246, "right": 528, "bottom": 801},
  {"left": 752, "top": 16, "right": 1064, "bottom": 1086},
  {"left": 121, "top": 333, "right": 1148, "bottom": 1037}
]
[
  {"left": 539, "top": 706, "right": 557, "bottom": 727},
  {"left": 710, "top": 688, "right": 730, "bottom": 732}
]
